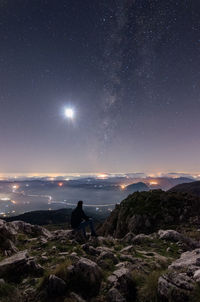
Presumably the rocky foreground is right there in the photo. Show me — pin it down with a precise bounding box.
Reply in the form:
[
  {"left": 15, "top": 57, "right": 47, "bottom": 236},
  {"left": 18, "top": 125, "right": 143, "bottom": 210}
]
[{"left": 1, "top": 218, "right": 200, "bottom": 302}]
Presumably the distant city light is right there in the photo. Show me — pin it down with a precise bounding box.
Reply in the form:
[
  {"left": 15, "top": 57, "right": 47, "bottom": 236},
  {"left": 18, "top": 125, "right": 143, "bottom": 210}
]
[
  {"left": 149, "top": 181, "right": 158, "bottom": 185},
  {"left": 120, "top": 184, "right": 127, "bottom": 190},
  {"left": 97, "top": 174, "right": 108, "bottom": 179}
]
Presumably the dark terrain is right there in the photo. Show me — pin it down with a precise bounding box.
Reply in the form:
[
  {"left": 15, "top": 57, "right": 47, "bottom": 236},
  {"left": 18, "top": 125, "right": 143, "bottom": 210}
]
[{"left": 1, "top": 182, "right": 200, "bottom": 301}]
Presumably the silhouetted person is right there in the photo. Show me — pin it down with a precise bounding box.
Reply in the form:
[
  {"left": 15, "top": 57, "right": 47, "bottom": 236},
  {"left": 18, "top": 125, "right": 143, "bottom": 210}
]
[{"left": 71, "top": 200, "right": 97, "bottom": 238}]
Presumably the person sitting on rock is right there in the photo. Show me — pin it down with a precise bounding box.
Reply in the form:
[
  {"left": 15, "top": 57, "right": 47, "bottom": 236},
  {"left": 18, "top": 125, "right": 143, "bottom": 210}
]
[{"left": 71, "top": 200, "right": 97, "bottom": 238}]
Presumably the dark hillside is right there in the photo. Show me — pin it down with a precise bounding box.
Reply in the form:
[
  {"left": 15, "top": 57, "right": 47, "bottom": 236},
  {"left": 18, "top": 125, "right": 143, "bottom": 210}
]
[
  {"left": 99, "top": 190, "right": 200, "bottom": 238},
  {"left": 5, "top": 207, "right": 108, "bottom": 226},
  {"left": 168, "top": 181, "right": 200, "bottom": 196}
]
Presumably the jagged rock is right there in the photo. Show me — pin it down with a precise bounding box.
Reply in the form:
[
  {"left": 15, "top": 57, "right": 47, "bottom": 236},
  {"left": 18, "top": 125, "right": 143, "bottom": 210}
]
[
  {"left": 68, "top": 257, "right": 102, "bottom": 298},
  {"left": 115, "top": 262, "right": 133, "bottom": 269},
  {"left": 96, "top": 246, "right": 114, "bottom": 254},
  {"left": 58, "top": 252, "right": 69, "bottom": 256},
  {"left": 169, "top": 249, "right": 200, "bottom": 270},
  {"left": 2, "top": 239, "right": 18, "bottom": 256},
  {"left": 70, "top": 292, "right": 86, "bottom": 302},
  {"left": 10, "top": 221, "right": 52, "bottom": 238},
  {"left": 39, "top": 237, "right": 48, "bottom": 245},
  {"left": 47, "top": 274, "right": 66, "bottom": 296},
  {"left": 158, "top": 229, "right": 199, "bottom": 249},
  {"left": 51, "top": 229, "right": 73, "bottom": 240},
  {"left": 122, "top": 232, "right": 135, "bottom": 243},
  {"left": 100, "top": 190, "right": 200, "bottom": 238},
  {"left": 132, "top": 234, "right": 154, "bottom": 244},
  {"left": 0, "top": 250, "right": 43, "bottom": 282},
  {"left": 107, "top": 267, "right": 136, "bottom": 302},
  {"left": 158, "top": 272, "right": 194, "bottom": 302},
  {"left": 97, "top": 251, "right": 118, "bottom": 269},
  {"left": 81, "top": 243, "right": 99, "bottom": 256},
  {"left": 120, "top": 245, "right": 135, "bottom": 254},
  {"left": 107, "top": 287, "right": 126, "bottom": 302},
  {"left": 119, "top": 254, "right": 136, "bottom": 263},
  {"left": 158, "top": 248, "right": 200, "bottom": 301},
  {"left": 52, "top": 229, "right": 87, "bottom": 243},
  {"left": 0, "top": 219, "right": 18, "bottom": 254},
  {"left": 97, "top": 251, "right": 118, "bottom": 264}
]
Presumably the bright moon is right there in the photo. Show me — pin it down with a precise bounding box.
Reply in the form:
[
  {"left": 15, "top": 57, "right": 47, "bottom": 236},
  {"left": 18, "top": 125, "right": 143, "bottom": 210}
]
[{"left": 65, "top": 108, "right": 74, "bottom": 119}]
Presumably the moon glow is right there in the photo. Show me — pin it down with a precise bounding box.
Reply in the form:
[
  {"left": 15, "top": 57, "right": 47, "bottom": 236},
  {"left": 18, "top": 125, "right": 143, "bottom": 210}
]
[{"left": 65, "top": 108, "right": 74, "bottom": 119}]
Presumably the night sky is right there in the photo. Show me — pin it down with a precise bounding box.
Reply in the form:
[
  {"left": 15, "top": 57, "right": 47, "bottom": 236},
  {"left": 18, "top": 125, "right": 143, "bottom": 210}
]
[{"left": 1, "top": 0, "right": 200, "bottom": 174}]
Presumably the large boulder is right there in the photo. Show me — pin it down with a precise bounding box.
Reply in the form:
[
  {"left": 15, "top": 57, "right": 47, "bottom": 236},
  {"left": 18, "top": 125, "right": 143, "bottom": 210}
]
[
  {"left": 107, "top": 287, "right": 126, "bottom": 302},
  {"left": 158, "top": 248, "right": 200, "bottom": 301},
  {"left": 47, "top": 274, "right": 66, "bottom": 296},
  {"left": 158, "top": 229, "right": 199, "bottom": 249},
  {"left": 0, "top": 250, "right": 43, "bottom": 282},
  {"left": 132, "top": 233, "right": 154, "bottom": 244},
  {"left": 68, "top": 257, "right": 102, "bottom": 298},
  {"left": 10, "top": 221, "right": 52, "bottom": 238},
  {"left": 0, "top": 219, "right": 18, "bottom": 255},
  {"left": 107, "top": 267, "right": 136, "bottom": 302}
]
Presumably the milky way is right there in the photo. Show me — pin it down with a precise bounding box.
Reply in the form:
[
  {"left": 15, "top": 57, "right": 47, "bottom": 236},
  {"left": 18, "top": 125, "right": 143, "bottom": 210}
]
[{"left": 0, "top": 0, "right": 200, "bottom": 173}]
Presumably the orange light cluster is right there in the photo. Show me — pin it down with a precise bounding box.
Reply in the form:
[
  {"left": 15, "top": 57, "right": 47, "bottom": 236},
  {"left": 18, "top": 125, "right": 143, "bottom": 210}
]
[
  {"left": 97, "top": 174, "right": 108, "bottom": 179},
  {"left": 58, "top": 182, "right": 63, "bottom": 187},
  {"left": 149, "top": 181, "right": 158, "bottom": 185},
  {"left": 120, "top": 184, "right": 127, "bottom": 190}
]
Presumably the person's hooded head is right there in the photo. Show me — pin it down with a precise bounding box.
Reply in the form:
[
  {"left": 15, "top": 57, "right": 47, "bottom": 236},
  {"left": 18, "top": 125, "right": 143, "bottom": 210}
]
[{"left": 77, "top": 200, "right": 83, "bottom": 208}]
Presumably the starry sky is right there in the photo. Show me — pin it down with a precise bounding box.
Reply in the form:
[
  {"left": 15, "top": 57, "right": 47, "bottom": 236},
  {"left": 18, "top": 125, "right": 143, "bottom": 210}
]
[{"left": 0, "top": 0, "right": 200, "bottom": 174}]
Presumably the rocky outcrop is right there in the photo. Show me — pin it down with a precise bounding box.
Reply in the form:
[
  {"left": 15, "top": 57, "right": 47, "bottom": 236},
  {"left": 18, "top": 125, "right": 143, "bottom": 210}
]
[
  {"left": 107, "top": 267, "right": 136, "bottom": 302},
  {"left": 158, "top": 229, "right": 200, "bottom": 250},
  {"left": 99, "top": 190, "right": 200, "bottom": 238},
  {"left": 47, "top": 274, "right": 66, "bottom": 296},
  {"left": 0, "top": 250, "right": 43, "bottom": 282},
  {"left": 10, "top": 220, "right": 52, "bottom": 238},
  {"left": 158, "top": 248, "right": 200, "bottom": 301},
  {"left": 0, "top": 219, "right": 52, "bottom": 256},
  {"left": 68, "top": 257, "right": 103, "bottom": 298},
  {"left": 0, "top": 219, "right": 18, "bottom": 255}
]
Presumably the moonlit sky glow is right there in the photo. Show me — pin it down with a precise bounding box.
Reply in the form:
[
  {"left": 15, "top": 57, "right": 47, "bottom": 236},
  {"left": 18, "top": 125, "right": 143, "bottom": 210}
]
[
  {"left": 0, "top": 1, "right": 200, "bottom": 174},
  {"left": 65, "top": 108, "right": 74, "bottom": 119}
]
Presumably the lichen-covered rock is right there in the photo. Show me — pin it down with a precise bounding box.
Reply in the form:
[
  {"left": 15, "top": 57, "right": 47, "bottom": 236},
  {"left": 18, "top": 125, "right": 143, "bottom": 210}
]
[
  {"left": 132, "top": 233, "right": 154, "bottom": 244},
  {"left": 122, "top": 232, "right": 135, "bottom": 243},
  {"left": 120, "top": 245, "right": 135, "bottom": 254},
  {"left": 0, "top": 219, "right": 18, "bottom": 255},
  {"left": 107, "top": 287, "right": 126, "bottom": 302},
  {"left": 97, "top": 251, "right": 118, "bottom": 265},
  {"left": 158, "top": 272, "right": 193, "bottom": 302},
  {"left": 158, "top": 229, "right": 199, "bottom": 249},
  {"left": 0, "top": 250, "right": 43, "bottom": 282},
  {"left": 68, "top": 257, "right": 102, "bottom": 298},
  {"left": 158, "top": 248, "right": 200, "bottom": 301},
  {"left": 81, "top": 243, "right": 99, "bottom": 256},
  {"left": 10, "top": 221, "right": 52, "bottom": 238},
  {"left": 107, "top": 267, "right": 136, "bottom": 302}
]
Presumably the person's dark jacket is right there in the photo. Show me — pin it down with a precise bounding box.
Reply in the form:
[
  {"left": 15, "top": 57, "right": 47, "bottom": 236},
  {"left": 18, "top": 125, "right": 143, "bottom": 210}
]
[{"left": 71, "top": 206, "right": 89, "bottom": 228}]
